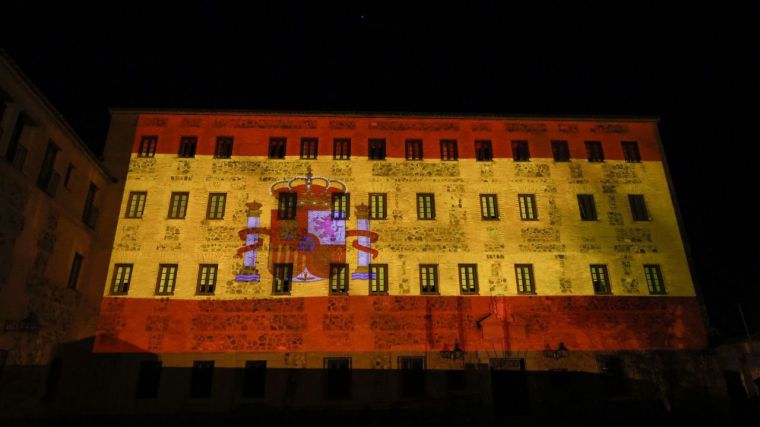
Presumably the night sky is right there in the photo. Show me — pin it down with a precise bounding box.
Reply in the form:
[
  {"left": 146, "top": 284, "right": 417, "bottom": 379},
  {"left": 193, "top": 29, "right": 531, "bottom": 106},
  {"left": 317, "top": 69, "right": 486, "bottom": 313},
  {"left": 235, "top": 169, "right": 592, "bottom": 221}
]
[{"left": 1, "top": 2, "right": 758, "bottom": 339}]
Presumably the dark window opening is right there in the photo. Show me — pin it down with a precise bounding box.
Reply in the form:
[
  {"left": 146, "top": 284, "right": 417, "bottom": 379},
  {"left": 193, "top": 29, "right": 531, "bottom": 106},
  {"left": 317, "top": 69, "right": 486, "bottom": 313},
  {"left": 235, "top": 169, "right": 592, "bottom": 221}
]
[
  {"left": 399, "top": 356, "right": 425, "bottom": 398},
  {"left": 269, "top": 137, "right": 286, "bottom": 159},
  {"left": 67, "top": 253, "right": 84, "bottom": 290},
  {"left": 577, "top": 194, "right": 597, "bottom": 221},
  {"left": 405, "top": 139, "right": 423, "bottom": 160},
  {"left": 273, "top": 263, "right": 293, "bottom": 294},
  {"left": 214, "top": 136, "right": 233, "bottom": 158},
  {"left": 243, "top": 361, "right": 266, "bottom": 398},
  {"left": 512, "top": 140, "right": 530, "bottom": 161},
  {"left": 82, "top": 183, "right": 98, "bottom": 228},
  {"left": 136, "top": 361, "right": 162, "bottom": 399},
  {"left": 622, "top": 141, "right": 641, "bottom": 163},
  {"left": 440, "top": 139, "right": 458, "bottom": 161},
  {"left": 585, "top": 141, "right": 605, "bottom": 162},
  {"left": 37, "top": 140, "right": 60, "bottom": 197},
  {"left": 628, "top": 194, "right": 650, "bottom": 221},
  {"left": 63, "top": 163, "right": 75, "bottom": 189},
  {"left": 333, "top": 138, "right": 351, "bottom": 160},
  {"left": 190, "top": 361, "right": 214, "bottom": 398},
  {"left": 368, "top": 139, "right": 386, "bottom": 160},
  {"left": 138, "top": 136, "right": 157, "bottom": 157},
  {"left": 324, "top": 358, "right": 352, "bottom": 400},
  {"left": 300, "top": 138, "right": 318, "bottom": 159},
  {"left": 41, "top": 357, "right": 62, "bottom": 404},
  {"left": 551, "top": 140, "right": 570, "bottom": 162},
  {"left": 475, "top": 140, "right": 492, "bottom": 161},
  {"left": 178, "top": 136, "right": 197, "bottom": 158}
]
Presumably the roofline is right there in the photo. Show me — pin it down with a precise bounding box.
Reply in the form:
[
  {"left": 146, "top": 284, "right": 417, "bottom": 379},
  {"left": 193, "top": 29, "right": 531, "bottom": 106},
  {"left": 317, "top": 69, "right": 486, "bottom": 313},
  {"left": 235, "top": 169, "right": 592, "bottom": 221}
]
[
  {"left": 0, "top": 49, "right": 116, "bottom": 181},
  {"left": 108, "top": 108, "right": 660, "bottom": 123}
]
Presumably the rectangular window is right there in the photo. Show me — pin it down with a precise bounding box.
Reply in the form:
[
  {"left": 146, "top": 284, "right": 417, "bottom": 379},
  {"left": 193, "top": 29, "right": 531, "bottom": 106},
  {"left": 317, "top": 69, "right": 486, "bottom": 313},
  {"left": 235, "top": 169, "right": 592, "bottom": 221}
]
[
  {"left": 475, "top": 140, "right": 493, "bottom": 161},
  {"left": 190, "top": 361, "right": 214, "bottom": 398},
  {"left": 63, "top": 163, "right": 75, "bottom": 189},
  {"left": 138, "top": 136, "right": 157, "bottom": 157},
  {"left": 514, "top": 264, "right": 536, "bottom": 294},
  {"left": 155, "top": 264, "right": 178, "bottom": 295},
  {"left": 300, "top": 137, "right": 318, "bottom": 159},
  {"left": 458, "top": 264, "right": 478, "bottom": 294},
  {"left": 416, "top": 193, "right": 435, "bottom": 220},
  {"left": 214, "top": 136, "right": 233, "bottom": 158},
  {"left": 440, "top": 139, "right": 458, "bottom": 161},
  {"left": 551, "top": 140, "right": 570, "bottom": 162},
  {"left": 369, "top": 193, "right": 387, "bottom": 220},
  {"left": 278, "top": 192, "right": 297, "bottom": 220},
  {"left": 399, "top": 356, "right": 425, "bottom": 397},
  {"left": 67, "top": 253, "right": 84, "bottom": 290},
  {"left": 333, "top": 138, "right": 351, "bottom": 160},
  {"left": 110, "top": 264, "right": 133, "bottom": 295},
  {"left": 622, "top": 141, "right": 641, "bottom": 163},
  {"left": 136, "top": 361, "right": 162, "bottom": 399},
  {"left": 518, "top": 194, "right": 538, "bottom": 220},
  {"left": 126, "top": 191, "right": 147, "bottom": 218},
  {"left": 331, "top": 193, "right": 350, "bottom": 220},
  {"left": 4, "top": 113, "right": 29, "bottom": 167},
  {"left": 273, "top": 263, "right": 293, "bottom": 294},
  {"left": 37, "top": 139, "right": 60, "bottom": 194},
  {"left": 480, "top": 194, "right": 499, "bottom": 220},
  {"left": 242, "top": 361, "right": 266, "bottom": 398},
  {"left": 405, "top": 139, "right": 423, "bottom": 160},
  {"left": 590, "top": 264, "right": 611, "bottom": 294},
  {"left": 419, "top": 264, "right": 439, "bottom": 294},
  {"left": 644, "top": 264, "right": 666, "bottom": 295},
  {"left": 329, "top": 263, "right": 349, "bottom": 294},
  {"left": 82, "top": 182, "right": 98, "bottom": 228},
  {"left": 324, "top": 358, "right": 351, "bottom": 400},
  {"left": 368, "top": 139, "right": 386, "bottom": 160},
  {"left": 269, "top": 137, "right": 286, "bottom": 159},
  {"left": 577, "top": 194, "right": 598, "bottom": 221},
  {"left": 628, "top": 194, "right": 650, "bottom": 221},
  {"left": 512, "top": 140, "right": 530, "bottom": 161},
  {"left": 168, "top": 192, "right": 189, "bottom": 219},
  {"left": 585, "top": 141, "right": 605, "bottom": 162},
  {"left": 369, "top": 264, "right": 388, "bottom": 295},
  {"left": 206, "top": 193, "right": 226, "bottom": 220},
  {"left": 178, "top": 136, "right": 197, "bottom": 158},
  {"left": 196, "top": 264, "right": 218, "bottom": 295}
]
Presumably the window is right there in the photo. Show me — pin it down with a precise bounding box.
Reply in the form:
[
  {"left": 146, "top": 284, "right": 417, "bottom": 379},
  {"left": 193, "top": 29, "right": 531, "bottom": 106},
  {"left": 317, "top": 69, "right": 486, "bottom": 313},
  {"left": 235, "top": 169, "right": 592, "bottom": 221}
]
[
  {"left": 67, "top": 253, "right": 84, "bottom": 290},
  {"left": 82, "top": 182, "right": 98, "bottom": 228},
  {"left": 368, "top": 139, "right": 386, "bottom": 160},
  {"left": 644, "top": 264, "right": 666, "bottom": 294},
  {"left": 480, "top": 194, "right": 499, "bottom": 220},
  {"left": 512, "top": 140, "right": 530, "bottom": 161},
  {"left": 369, "top": 193, "right": 387, "bottom": 220},
  {"left": 155, "top": 264, "right": 178, "bottom": 295},
  {"left": 577, "top": 194, "right": 597, "bottom": 221},
  {"left": 214, "top": 136, "right": 233, "bottom": 158},
  {"left": 196, "top": 264, "right": 217, "bottom": 295},
  {"left": 585, "top": 141, "right": 604, "bottom": 162},
  {"left": 399, "top": 356, "right": 425, "bottom": 397},
  {"left": 4, "top": 113, "right": 30, "bottom": 168},
  {"left": 333, "top": 138, "right": 351, "bottom": 160},
  {"left": 514, "top": 264, "right": 536, "bottom": 294},
  {"left": 168, "top": 192, "right": 189, "bottom": 219},
  {"left": 590, "top": 264, "right": 611, "bottom": 294},
  {"left": 300, "top": 138, "right": 318, "bottom": 159},
  {"left": 242, "top": 361, "right": 266, "bottom": 398},
  {"left": 178, "top": 136, "right": 197, "bottom": 158},
  {"left": 518, "top": 194, "right": 538, "bottom": 220},
  {"left": 63, "top": 163, "right": 75, "bottom": 189},
  {"left": 440, "top": 139, "right": 458, "bottom": 161},
  {"left": 416, "top": 193, "right": 435, "bottom": 220},
  {"left": 190, "top": 361, "right": 214, "bottom": 398},
  {"left": 628, "top": 194, "right": 650, "bottom": 221},
  {"left": 622, "top": 141, "right": 641, "bottom": 163},
  {"left": 369, "top": 264, "right": 388, "bottom": 295},
  {"left": 136, "top": 361, "right": 162, "bottom": 399},
  {"left": 551, "top": 140, "right": 570, "bottom": 162},
  {"left": 329, "top": 264, "right": 349, "bottom": 294},
  {"left": 138, "top": 136, "right": 157, "bottom": 157},
  {"left": 268, "top": 137, "right": 286, "bottom": 159},
  {"left": 206, "top": 193, "right": 226, "bottom": 220},
  {"left": 273, "top": 263, "right": 293, "bottom": 294},
  {"left": 419, "top": 264, "right": 439, "bottom": 294},
  {"left": 475, "top": 140, "right": 493, "bottom": 161},
  {"left": 459, "top": 264, "right": 478, "bottom": 294},
  {"left": 37, "top": 140, "right": 60, "bottom": 196},
  {"left": 324, "top": 358, "right": 351, "bottom": 400},
  {"left": 405, "top": 139, "right": 423, "bottom": 160},
  {"left": 331, "top": 193, "right": 350, "bottom": 220},
  {"left": 277, "top": 192, "right": 297, "bottom": 220},
  {"left": 125, "top": 192, "right": 147, "bottom": 218},
  {"left": 110, "top": 264, "right": 133, "bottom": 295}
]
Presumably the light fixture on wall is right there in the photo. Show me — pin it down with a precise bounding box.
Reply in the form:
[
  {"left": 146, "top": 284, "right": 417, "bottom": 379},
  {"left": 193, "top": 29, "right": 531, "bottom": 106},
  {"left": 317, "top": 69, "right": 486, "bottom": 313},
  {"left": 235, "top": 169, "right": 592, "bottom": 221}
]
[{"left": 543, "top": 342, "right": 569, "bottom": 360}]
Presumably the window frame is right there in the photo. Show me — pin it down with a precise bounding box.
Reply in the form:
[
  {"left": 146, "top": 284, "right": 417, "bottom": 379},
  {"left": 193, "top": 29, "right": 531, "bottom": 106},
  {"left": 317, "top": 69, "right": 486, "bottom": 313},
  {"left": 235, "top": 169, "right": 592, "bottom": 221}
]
[
  {"left": 628, "top": 194, "right": 650, "bottom": 221},
  {"left": 369, "top": 264, "right": 388, "bottom": 295},
  {"left": 577, "top": 194, "right": 598, "bottom": 221},
  {"left": 518, "top": 194, "right": 538, "bottom": 221},
  {"left": 333, "top": 138, "right": 351, "bottom": 160},
  {"left": 273, "top": 263, "right": 294, "bottom": 295},
  {"left": 277, "top": 192, "right": 297, "bottom": 220},
  {"left": 196, "top": 264, "right": 218, "bottom": 295},
  {"left": 214, "top": 136, "right": 233, "bottom": 159},
  {"left": 125, "top": 191, "right": 147, "bottom": 219},
  {"left": 458, "top": 264, "right": 479, "bottom": 295},
  {"left": 551, "top": 140, "right": 570, "bottom": 162},
  {"left": 300, "top": 137, "right": 319, "bottom": 159},
  {"left": 416, "top": 193, "right": 436, "bottom": 220},
  {"left": 138, "top": 136, "right": 158, "bottom": 158},
  {"left": 329, "top": 263, "right": 349, "bottom": 295},
  {"left": 440, "top": 139, "right": 458, "bottom": 161},
  {"left": 155, "top": 264, "right": 178, "bottom": 295},
  {"left": 479, "top": 194, "right": 499, "bottom": 220},
  {"left": 369, "top": 193, "right": 387, "bottom": 220},
  {"left": 622, "top": 141, "right": 641, "bottom": 163},
  {"left": 67, "top": 253, "right": 84, "bottom": 290},
  {"left": 190, "top": 361, "right": 214, "bottom": 399},
  {"left": 368, "top": 138, "right": 386, "bottom": 160},
  {"left": 405, "top": 139, "right": 424, "bottom": 160},
  {"left": 475, "top": 140, "right": 493, "bottom": 161},
  {"left": 178, "top": 136, "right": 197, "bottom": 158},
  {"left": 644, "top": 264, "right": 667, "bottom": 295},
  {"left": 585, "top": 140, "right": 605, "bottom": 162},
  {"left": 110, "top": 264, "right": 133, "bottom": 295},
  {"left": 331, "top": 193, "right": 350, "bottom": 220},
  {"left": 268, "top": 137, "right": 287, "bottom": 159},
  {"left": 206, "top": 192, "right": 227, "bottom": 220},
  {"left": 323, "top": 357, "right": 352, "bottom": 400},
  {"left": 514, "top": 264, "right": 536, "bottom": 294},
  {"left": 168, "top": 192, "right": 189, "bottom": 219},
  {"left": 419, "top": 264, "right": 439, "bottom": 295},
  {"left": 590, "top": 264, "right": 612, "bottom": 295},
  {"left": 511, "top": 140, "right": 530, "bottom": 162}
]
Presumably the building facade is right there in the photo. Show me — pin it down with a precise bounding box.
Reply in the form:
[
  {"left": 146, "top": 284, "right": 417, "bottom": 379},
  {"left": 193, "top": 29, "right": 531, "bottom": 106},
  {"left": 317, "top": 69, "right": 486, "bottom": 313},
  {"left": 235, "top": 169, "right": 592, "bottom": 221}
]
[{"left": 82, "top": 110, "right": 716, "bottom": 411}]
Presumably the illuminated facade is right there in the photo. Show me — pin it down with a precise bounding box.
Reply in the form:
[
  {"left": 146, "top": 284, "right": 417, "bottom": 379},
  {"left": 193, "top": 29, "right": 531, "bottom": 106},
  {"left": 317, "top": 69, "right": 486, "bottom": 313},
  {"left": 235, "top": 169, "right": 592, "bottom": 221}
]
[{"left": 85, "top": 110, "right": 711, "bottom": 407}]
